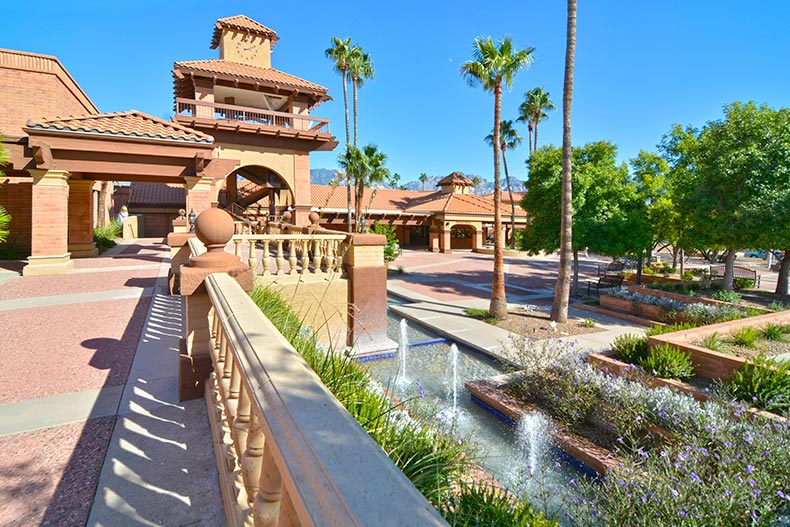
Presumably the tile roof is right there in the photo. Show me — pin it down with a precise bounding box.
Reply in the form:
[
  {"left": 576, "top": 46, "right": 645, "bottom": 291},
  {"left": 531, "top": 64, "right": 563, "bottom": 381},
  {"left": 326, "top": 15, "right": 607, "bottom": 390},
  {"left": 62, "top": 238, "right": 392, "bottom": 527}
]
[
  {"left": 437, "top": 172, "right": 474, "bottom": 187},
  {"left": 211, "top": 15, "right": 279, "bottom": 49},
  {"left": 26, "top": 111, "right": 213, "bottom": 143},
  {"left": 174, "top": 60, "right": 328, "bottom": 96},
  {"left": 129, "top": 183, "right": 186, "bottom": 206}
]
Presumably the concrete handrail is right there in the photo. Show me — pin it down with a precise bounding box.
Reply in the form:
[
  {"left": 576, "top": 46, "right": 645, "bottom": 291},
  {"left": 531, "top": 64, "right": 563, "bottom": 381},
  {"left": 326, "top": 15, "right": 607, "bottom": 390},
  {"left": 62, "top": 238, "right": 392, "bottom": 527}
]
[{"left": 204, "top": 272, "right": 446, "bottom": 526}]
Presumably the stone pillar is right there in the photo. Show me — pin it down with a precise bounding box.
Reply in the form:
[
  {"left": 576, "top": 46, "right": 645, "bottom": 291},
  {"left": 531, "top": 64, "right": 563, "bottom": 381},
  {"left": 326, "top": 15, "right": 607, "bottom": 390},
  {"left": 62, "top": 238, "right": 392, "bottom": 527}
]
[
  {"left": 345, "top": 233, "right": 395, "bottom": 356},
  {"left": 441, "top": 226, "right": 452, "bottom": 254},
  {"left": 23, "top": 169, "right": 74, "bottom": 276},
  {"left": 429, "top": 228, "right": 440, "bottom": 253},
  {"left": 293, "top": 153, "right": 312, "bottom": 226},
  {"left": 184, "top": 175, "right": 214, "bottom": 216},
  {"left": 67, "top": 179, "right": 98, "bottom": 258},
  {"left": 473, "top": 227, "right": 483, "bottom": 251},
  {"left": 179, "top": 207, "right": 253, "bottom": 401}
]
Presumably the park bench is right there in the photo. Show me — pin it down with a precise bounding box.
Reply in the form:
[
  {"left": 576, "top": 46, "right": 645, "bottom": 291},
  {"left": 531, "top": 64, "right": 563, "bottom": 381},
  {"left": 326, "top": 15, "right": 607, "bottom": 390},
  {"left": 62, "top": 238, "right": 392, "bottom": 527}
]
[
  {"left": 587, "top": 274, "right": 624, "bottom": 295},
  {"left": 597, "top": 260, "right": 626, "bottom": 276},
  {"left": 709, "top": 265, "right": 760, "bottom": 288}
]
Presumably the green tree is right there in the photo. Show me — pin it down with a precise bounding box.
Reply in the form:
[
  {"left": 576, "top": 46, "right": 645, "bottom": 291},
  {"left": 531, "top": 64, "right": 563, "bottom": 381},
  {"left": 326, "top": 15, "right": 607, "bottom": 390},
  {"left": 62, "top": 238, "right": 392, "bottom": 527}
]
[
  {"left": 517, "top": 87, "right": 556, "bottom": 155},
  {"left": 461, "top": 36, "right": 534, "bottom": 320},
  {"left": 553, "top": 0, "right": 577, "bottom": 323},
  {"left": 387, "top": 172, "right": 401, "bottom": 189},
  {"left": 325, "top": 37, "right": 354, "bottom": 232},
  {"left": 419, "top": 172, "right": 429, "bottom": 191},
  {"left": 347, "top": 47, "right": 374, "bottom": 147},
  {"left": 486, "top": 120, "right": 521, "bottom": 249},
  {"left": 662, "top": 102, "right": 790, "bottom": 293},
  {"left": 471, "top": 176, "right": 482, "bottom": 194},
  {"left": 339, "top": 144, "right": 390, "bottom": 232},
  {"left": 369, "top": 221, "right": 400, "bottom": 262},
  {"left": 523, "top": 142, "right": 650, "bottom": 295}
]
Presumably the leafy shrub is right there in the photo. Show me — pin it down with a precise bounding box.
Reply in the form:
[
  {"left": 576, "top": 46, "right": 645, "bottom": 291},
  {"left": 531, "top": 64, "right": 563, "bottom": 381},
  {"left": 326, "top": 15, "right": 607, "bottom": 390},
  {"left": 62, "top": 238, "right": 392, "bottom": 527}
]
[
  {"left": 730, "top": 326, "right": 759, "bottom": 348},
  {"left": 611, "top": 333, "right": 649, "bottom": 364},
  {"left": 580, "top": 318, "right": 597, "bottom": 328},
  {"left": 0, "top": 242, "right": 28, "bottom": 260},
  {"left": 442, "top": 482, "right": 557, "bottom": 527},
  {"left": 711, "top": 289, "right": 742, "bottom": 304},
  {"left": 369, "top": 221, "right": 400, "bottom": 262},
  {"left": 768, "top": 301, "right": 788, "bottom": 312},
  {"left": 638, "top": 344, "right": 694, "bottom": 380},
  {"left": 729, "top": 355, "right": 790, "bottom": 413},
  {"left": 682, "top": 302, "right": 750, "bottom": 326},
  {"left": 698, "top": 332, "right": 729, "bottom": 353},
  {"left": 644, "top": 322, "right": 696, "bottom": 336},
  {"left": 93, "top": 220, "right": 122, "bottom": 253},
  {"left": 0, "top": 204, "right": 10, "bottom": 244},
  {"left": 681, "top": 271, "right": 695, "bottom": 280},
  {"left": 734, "top": 277, "right": 755, "bottom": 290},
  {"left": 464, "top": 308, "right": 498, "bottom": 324},
  {"left": 760, "top": 323, "right": 785, "bottom": 341}
]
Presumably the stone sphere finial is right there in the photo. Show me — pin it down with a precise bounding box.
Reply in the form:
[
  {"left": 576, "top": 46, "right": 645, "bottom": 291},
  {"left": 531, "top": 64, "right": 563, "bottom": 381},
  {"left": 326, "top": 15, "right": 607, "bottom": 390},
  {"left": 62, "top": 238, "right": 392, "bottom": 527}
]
[
  {"left": 308, "top": 211, "right": 320, "bottom": 225},
  {"left": 195, "top": 208, "right": 234, "bottom": 250}
]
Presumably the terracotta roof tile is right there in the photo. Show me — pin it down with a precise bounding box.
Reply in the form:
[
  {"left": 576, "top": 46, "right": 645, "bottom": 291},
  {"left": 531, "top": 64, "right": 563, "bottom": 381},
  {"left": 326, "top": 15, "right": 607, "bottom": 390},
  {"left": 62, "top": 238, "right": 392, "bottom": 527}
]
[
  {"left": 174, "top": 60, "right": 328, "bottom": 97},
  {"left": 26, "top": 111, "right": 213, "bottom": 143},
  {"left": 129, "top": 183, "right": 186, "bottom": 206},
  {"left": 211, "top": 15, "right": 279, "bottom": 49},
  {"left": 437, "top": 172, "right": 474, "bottom": 187}
]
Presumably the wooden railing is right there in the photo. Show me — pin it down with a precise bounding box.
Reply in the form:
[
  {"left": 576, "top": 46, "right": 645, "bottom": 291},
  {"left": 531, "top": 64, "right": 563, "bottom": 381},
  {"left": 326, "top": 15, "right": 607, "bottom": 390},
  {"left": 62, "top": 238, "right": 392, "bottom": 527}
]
[
  {"left": 231, "top": 233, "right": 348, "bottom": 276},
  {"left": 204, "top": 273, "right": 447, "bottom": 526},
  {"left": 176, "top": 97, "right": 330, "bottom": 134}
]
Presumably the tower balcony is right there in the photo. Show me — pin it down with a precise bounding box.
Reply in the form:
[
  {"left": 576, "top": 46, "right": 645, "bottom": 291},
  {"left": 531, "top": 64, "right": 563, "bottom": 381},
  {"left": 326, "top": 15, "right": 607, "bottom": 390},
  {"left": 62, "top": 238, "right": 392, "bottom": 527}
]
[{"left": 174, "top": 98, "right": 334, "bottom": 147}]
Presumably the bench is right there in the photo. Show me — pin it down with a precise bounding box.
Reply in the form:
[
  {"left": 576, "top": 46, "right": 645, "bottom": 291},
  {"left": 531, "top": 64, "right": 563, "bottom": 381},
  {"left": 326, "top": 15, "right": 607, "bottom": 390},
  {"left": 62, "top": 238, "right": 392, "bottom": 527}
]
[
  {"left": 587, "top": 274, "right": 624, "bottom": 295},
  {"left": 709, "top": 265, "right": 760, "bottom": 288},
  {"left": 597, "top": 261, "right": 626, "bottom": 276}
]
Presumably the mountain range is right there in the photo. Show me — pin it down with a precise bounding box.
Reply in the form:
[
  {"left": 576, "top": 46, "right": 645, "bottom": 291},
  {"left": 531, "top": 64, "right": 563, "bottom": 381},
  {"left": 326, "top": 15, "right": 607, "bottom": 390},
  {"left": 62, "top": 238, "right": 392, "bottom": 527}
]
[{"left": 309, "top": 168, "right": 526, "bottom": 196}]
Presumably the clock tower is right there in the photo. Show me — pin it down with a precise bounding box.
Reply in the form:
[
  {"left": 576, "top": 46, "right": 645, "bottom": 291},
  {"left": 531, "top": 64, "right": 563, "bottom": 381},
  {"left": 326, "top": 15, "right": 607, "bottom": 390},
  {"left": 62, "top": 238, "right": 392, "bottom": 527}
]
[{"left": 211, "top": 15, "right": 279, "bottom": 68}]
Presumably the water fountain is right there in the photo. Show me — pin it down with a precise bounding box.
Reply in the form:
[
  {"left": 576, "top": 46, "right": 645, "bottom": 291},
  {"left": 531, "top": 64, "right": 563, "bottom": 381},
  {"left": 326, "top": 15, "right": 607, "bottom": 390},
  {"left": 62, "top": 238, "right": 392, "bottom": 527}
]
[
  {"left": 397, "top": 318, "right": 408, "bottom": 384},
  {"left": 516, "top": 412, "right": 552, "bottom": 474},
  {"left": 450, "top": 343, "right": 459, "bottom": 416}
]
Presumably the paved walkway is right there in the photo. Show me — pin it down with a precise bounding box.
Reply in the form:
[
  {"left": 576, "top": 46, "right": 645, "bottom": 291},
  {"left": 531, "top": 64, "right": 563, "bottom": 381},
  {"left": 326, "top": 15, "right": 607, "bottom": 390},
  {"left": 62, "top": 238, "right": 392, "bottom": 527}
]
[
  {"left": 387, "top": 249, "right": 646, "bottom": 363},
  {"left": 0, "top": 239, "right": 223, "bottom": 527}
]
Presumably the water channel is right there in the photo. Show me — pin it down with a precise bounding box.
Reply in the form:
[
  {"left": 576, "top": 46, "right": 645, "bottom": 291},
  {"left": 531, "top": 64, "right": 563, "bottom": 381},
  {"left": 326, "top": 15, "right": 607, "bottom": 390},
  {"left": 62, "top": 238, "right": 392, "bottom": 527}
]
[{"left": 362, "top": 308, "right": 585, "bottom": 517}]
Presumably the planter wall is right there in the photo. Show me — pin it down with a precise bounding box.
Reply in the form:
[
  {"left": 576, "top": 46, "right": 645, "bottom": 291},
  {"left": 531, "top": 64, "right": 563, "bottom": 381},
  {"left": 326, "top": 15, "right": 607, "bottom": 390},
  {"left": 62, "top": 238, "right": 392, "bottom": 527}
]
[
  {"left": 649, "top": 310, "right": 790, "bottom": 380},
  {"left": 600, "top": 294, "right": 668, "bottom": 322}
]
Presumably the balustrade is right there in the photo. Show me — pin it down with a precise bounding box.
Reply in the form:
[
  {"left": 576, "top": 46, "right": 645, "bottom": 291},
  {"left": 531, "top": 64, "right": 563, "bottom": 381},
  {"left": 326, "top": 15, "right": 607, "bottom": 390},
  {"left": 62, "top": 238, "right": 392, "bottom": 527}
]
[
  {"left": 203, "top": 273, "right": 447, "bottom": 527},
  {"left": 176, "top": 97, "right": 330, "bottom": 134},
  {"left": 231, "top": 233, "right": 347, "bottom": 277}
]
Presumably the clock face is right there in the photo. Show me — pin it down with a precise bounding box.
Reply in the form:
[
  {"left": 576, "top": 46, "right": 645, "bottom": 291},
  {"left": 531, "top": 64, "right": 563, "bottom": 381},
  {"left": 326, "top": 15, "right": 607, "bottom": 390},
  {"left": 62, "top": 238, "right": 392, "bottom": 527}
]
[{"left": 236, "top": 35, "right": 258, "bottom": 61}]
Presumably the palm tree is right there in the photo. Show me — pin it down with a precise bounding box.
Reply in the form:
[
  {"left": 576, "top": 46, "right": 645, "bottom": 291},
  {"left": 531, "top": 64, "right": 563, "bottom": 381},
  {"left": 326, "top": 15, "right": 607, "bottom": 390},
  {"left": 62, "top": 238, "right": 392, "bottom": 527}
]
[
  {"left": 471, "top": 176, "right": 482, "bottom": 194},
  {"left": 347, "top": 48, "right": 374, "bottom": 147},
  {"left": 339, "top": 144, "right": 389, "bottom": 232},
  {"left": 551, "top": 0, "right": 577, "bottom": 324},
  {"left": 419, "top": 172, "right": 429, "bottom": 191},
  {"left": 325, "top": 37, "right": 354, "bottom": 232},
  {"left": 517, "top": 88, "right": 555, "bottom": 155},
  {"left": 461, "top": 36, "right": 534, "bottom": 320},
  {"left": 486, "top": 120, "right": 521, "bottom": 249}
]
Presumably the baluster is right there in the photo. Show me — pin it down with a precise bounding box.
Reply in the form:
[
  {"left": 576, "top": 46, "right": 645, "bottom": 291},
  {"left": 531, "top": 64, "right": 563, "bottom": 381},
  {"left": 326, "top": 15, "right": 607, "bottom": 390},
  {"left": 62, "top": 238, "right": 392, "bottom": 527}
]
[
  {"left": 276, "top": 240, "right": 285, "bottom": 275},
  {"left": 248, "top": 240, "right": 258, "bottom": 273},
  {"left": 241, "top": 414, "right": 264, "bottom": 505},
  {"left": 288, "top": 240, "right": 298, "bottom": 274},
  {"left": 226, "top": 356, "right": 241, "bottom": 424},
  {"left": 300, "top": 240, "right": 309, "bottom": 274},
  {"left": 262, "top": 240, "right": 271, "bottom": 275},
  {"left": 215, "top": 330, "right": 226, "bottom": 377},
  {"left": 232, "top": 387, "right": 252, "bottom": 460},
  {"left": 326, "top": 240, "right": 336, "bottom": 272},
  {"left": 253, "top": 442, "right": 283, "bottom": 527},
  {"left": 234, "top": 239, "right": 242, "bottom": 258},
  {"left": 221, "top": 338, "right": 233, "bottom": 397},
  {"left": 312, "top": 239, "right": 322, "bottom": 273}
]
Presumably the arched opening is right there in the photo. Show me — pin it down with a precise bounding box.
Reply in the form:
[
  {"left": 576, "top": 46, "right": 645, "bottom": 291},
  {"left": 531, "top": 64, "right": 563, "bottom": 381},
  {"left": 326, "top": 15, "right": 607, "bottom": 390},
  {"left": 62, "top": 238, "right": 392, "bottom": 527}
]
[
  {"left": 450, "top": 224, "right": 475, "bottom": 250},
  {"left": 222, "top": 165, "right": 292, "bottom": 223}
]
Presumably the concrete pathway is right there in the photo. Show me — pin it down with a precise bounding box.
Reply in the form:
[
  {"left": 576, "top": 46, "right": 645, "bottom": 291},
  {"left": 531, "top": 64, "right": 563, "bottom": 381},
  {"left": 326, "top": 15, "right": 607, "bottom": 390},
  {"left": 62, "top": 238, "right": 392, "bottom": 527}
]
[
  {"left": 387, "top": 249, "right": 645, "bottom": 363},
  {"left": 0, "top": 239, "right": 223, "bottom": 527}
]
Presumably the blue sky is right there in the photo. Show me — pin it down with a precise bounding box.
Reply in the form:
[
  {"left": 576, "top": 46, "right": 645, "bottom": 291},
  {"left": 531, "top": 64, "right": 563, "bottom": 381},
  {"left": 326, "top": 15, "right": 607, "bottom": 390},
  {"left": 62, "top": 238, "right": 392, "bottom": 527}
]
[{"left": 3, "top": 1, "right": 789, "bottom": 183}]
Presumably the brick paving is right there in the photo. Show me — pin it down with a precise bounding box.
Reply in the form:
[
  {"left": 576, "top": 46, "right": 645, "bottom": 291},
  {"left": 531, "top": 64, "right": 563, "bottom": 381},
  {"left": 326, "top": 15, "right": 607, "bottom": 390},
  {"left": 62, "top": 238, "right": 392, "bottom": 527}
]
[{"left": 0, "top": 239, "right": 222, "bottom": 527}]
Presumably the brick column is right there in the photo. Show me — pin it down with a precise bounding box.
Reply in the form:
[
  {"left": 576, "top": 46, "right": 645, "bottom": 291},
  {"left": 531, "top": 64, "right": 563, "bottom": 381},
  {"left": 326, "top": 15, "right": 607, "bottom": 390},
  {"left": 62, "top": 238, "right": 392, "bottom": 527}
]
[
  {"left": 23, "top": 169, "right": 74, "bottom": 276},
  {"left": 345, "top": 233, "right": 395, "bottom": 356},
  {"left": 473, "top": 227, "right": 483, "bottom": 251},
  {"left": 184, "top": 175, "right": 214, "bottom": 216},
  {"left": 68, "top": 179, "right": 98, "bottom": 257},
  {"left": 179, "top": 207, "right": 253, "bottom": 400},
  {"left": 441, "top": 226, "right": 452, "bottom": 253}
]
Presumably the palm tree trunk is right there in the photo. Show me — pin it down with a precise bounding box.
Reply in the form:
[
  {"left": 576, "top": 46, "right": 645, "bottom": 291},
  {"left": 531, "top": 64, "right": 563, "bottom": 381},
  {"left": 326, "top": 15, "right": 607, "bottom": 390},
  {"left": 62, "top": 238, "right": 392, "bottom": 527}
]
[
  {"left": 342, "top": 70, "right": 352, "bottom": 233},
  {"left": 502, "top": 147, "right": 516, "bottom": 250},
  {"left": 533, "top": 118, "right": 539, "bottom": 153},
  {"left": 527, "top": 124, "right": 534, "bottom": 156},
  {"left": 551, "top": 0, "right": 577, "bottom": 323},
  {"left": 490, "top": 82, "right": 507, "bottom": 320},
  {"left": 776, "top": 248, "right": 789, "bottom": 296},
  {"left": 352, "top": 77, "right": 360, "bottom": 231}
]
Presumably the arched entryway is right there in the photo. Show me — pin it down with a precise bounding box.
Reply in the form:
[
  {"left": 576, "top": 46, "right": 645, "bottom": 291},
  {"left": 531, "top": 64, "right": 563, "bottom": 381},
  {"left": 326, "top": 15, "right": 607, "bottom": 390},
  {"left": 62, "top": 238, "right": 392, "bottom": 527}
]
[{"left": 222, "top": 165, "right": 293, "bottom": 223}]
